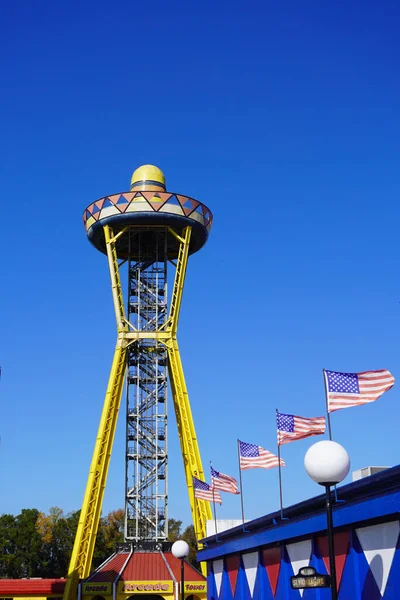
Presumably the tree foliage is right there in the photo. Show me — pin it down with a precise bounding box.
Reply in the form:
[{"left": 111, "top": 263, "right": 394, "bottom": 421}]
[{"left": 0, "top": 509, "right": 198, "bottom": 578}]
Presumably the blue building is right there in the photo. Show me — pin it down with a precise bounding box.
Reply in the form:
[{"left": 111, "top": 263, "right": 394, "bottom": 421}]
[{"left": 197, "top": 466, "right": 400, "bottom": 599}]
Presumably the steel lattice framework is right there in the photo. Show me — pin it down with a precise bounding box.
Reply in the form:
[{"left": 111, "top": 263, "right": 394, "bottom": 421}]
[{"left": 125, "top": 230, "right": 168, "bottom": 541}]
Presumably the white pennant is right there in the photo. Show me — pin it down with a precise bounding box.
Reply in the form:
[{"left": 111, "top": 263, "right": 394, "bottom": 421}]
[
  {"left": 356, "top": 520, "right": 400, "bottom": 596},
  {"left": 242, "top": 552, "right": 259, "bottom": 597},
  {"left": 213, "top": 559, "right": 224, "bottom": 597},
  {"left": 286, "top": 540, "right": 312, "bottom": 598}
]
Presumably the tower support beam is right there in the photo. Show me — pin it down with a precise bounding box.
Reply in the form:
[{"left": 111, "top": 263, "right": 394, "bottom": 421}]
[
  {"left": 63, "top": 226, "right": 128, "bottom": 600},
  {"left": 166, "top": 338, "right": 211, "bottom": 543}
]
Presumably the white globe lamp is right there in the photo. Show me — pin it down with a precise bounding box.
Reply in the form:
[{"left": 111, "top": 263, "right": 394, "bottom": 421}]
[
  {"left": 304, "top": 440, "right": 350, "bottom": 600},
  {"left": 304, "top": 440, "right": 350, "bottom": 485},
  {"left": 171, "top": 539, "right": 190, "bottom": 559},
  {"left": 172, "top": 540, "right": 190, "bottom": 600}
]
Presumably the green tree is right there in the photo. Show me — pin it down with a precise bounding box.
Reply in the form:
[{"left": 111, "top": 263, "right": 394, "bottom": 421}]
[
  {"left": 167, "top": 518, "right": 182, "bottom": 541},
  {"left": 0, "top": 514, "right": 18, "bottom": 577},
  {"left": 48, "top": 509, "right": 80, "bottom": 577},
  {"left": 36, "top": 507, "right": 80, "bottom": 578},
  {"left": 14, "top": 509, "right": 45, "bottom": 577},
  {"left": 93, "top": 509, "right": 125, "bottom": 568},
  {"left": 0, "top": 508, "right": 201, "bottom": 578},
  {"left": 181, "top": 524, "right": 199, "bottom": 569}
]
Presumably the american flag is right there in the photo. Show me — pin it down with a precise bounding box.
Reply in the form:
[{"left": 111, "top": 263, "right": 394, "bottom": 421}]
[
  {"left": 193, "top": 476, "right": 222, "bottom": 504},
  {"left": 239, "top": 440, "right": 285, "bottom": 470},
  {"left": 324, "top": 369, "right": 395, "bottom": 413},
  {"left": 210, "top": 465, "right": 240, "bottom": 494},
  {"left": 277, "top": 412, "right": 326, "bottom": 446}
]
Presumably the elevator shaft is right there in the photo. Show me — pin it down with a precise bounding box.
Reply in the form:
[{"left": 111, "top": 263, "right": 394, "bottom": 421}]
[{"left": 125, "top": 230, "right": 168, "bottom": 541}]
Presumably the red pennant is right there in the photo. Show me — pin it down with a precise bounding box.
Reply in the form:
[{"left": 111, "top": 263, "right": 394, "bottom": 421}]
[
  {"left": 316, "top": 531, "right": 350, "bottom": 591},
  {"left": 262, "top": 547, "right": 281, "bottom": 596},
  {"left": 225, "top": 555, "right": 240, "bottom": 596}
]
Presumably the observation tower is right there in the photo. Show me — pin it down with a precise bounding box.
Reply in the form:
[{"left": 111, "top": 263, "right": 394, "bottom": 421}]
[{"left": 63, "top": 165, "right": 213, "bottom": 600}]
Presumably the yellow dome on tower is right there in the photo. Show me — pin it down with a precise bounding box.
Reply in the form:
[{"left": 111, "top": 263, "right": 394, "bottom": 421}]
[{"left": 130, "top": 164, "right": 166, "bottom": 192}]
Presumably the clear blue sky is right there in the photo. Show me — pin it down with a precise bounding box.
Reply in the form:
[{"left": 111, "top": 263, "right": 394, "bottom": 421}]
[{"left": 1, "top": 1, "right": 400, "bottom": 526}]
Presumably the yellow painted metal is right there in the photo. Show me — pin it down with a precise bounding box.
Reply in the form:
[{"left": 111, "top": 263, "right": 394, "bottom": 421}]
[
  {"left": 130, "top": 164, "right": 166, "bottom": 191},
  {"left": 164, "top": 227, "right": 212, "bottom": 576},
  {"left": 168, "top": 227, "right": 191, "bottom": 335},
  {"left": 167, "top": 340, "right": 211, "bottom": 543},
  {"left": 65, "top": 223, "right": 210, "bottom": 597},
  {"left": 63, "top": 226, "right": 128, "bottom": 600}
]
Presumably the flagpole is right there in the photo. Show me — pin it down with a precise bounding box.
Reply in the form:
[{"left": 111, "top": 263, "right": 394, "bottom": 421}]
[
  {"left": 237, "top": 439, "right": 246, "bottom": 527},
  {"left": 212, "top": 485, "right": 218, "bottom": 540},
  {"left": 276, "top": 409, "right": 285, "bottom": 520},
  {"left": 323, "top": 369, "right": 333, "bottom": 440}
]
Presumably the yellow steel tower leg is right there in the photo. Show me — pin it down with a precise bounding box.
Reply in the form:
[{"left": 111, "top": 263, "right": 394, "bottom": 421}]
[
  {"left": 164, "top": 226, "right": 212, "bottom": 565},
  {"left": 62, "top": 225, "right": 128, "bottom": 600}
]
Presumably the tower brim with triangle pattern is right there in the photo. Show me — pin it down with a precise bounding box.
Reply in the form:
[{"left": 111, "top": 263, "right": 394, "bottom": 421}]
[{"left": 83, "top": 164, "right": 213, "bottom": 259}]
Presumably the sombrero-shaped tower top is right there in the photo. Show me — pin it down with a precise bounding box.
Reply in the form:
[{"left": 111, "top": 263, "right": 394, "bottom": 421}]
[{"left": 83, "top": 165, "right": 213, "bottom": 259}]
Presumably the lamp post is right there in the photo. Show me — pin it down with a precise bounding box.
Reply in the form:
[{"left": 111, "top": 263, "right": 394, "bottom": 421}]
[
  {"left": 171, "top": 540, "right": 190, "bottom": 600},
  {"left": 304, "top": 440, "right": 350, "bottom": 600}
]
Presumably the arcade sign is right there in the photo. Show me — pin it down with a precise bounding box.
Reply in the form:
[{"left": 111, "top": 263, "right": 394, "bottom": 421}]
[
  {"left": 119, "top": 581, "right": 173, "bottom": 594},
  {"left": 82, "top": 583, "right": 112, "bottom": 595},
  {"left": 291, "top": 567, "right": 330, "bottom": 589}
]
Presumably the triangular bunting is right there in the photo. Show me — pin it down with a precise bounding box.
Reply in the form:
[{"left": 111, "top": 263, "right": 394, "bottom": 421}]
[
  {"left": 157, "top": 192, "right": 172, "bottom": 204},
  {"left": 213, "top": 559, "right": 224, "bottom": 597},
  {"left": 183, "top": 205, "right": 198, "bottom": 216},
  {"left": 132, "top": 192, "right": 146, "bottom": 202},
  {"left": 262, "top": 547, "right": 281, "bottom": 597},
  {"left": 149, "top": 193, "right": 172, "bottom": 211},
  {"left": 120, "top": 192, "right": 134, "bottom": 202},
  {"left": 115, "top": 194, "right": 128, "bottom": 205},
  {"left": 95, "top": 198, "right": 105, "bottom": 210},
  {"left": 102, "top": 197, "right": 114, "bottom": 208},
  {"left": 242, "top": 552, "right": 258, "bottom": 597},
  {"left": 141, "top": 191, "right": 158, "bottom": 204},
  {"left": 166, "top": 194, "right": 181, "bottom": 206},
  {"left": 316, "top": 531, "right": 350, "bottom": 591},
  {"left": 286, "top": 540, "right": 312, "bottom": 598},
  {"left": 225, "top": 555, "right": 240, "bottom": 596},
  {"left": 176, "top": 194, "right": 188, "bottom": 207},
  {"left": 179, "top": 196, "right": 200, "bottom": 216},
  {"left": 86, "top": 203, "right": 95, "bottom": 215},
  {"left": 356, "top": 520, "right": 400, "bottom": 596},
  {"left": 204, "top": 210, "right": 212, "bottom": 226},
  {"left": 115, "top": 202, "right": 129, "bottom": 213}
]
